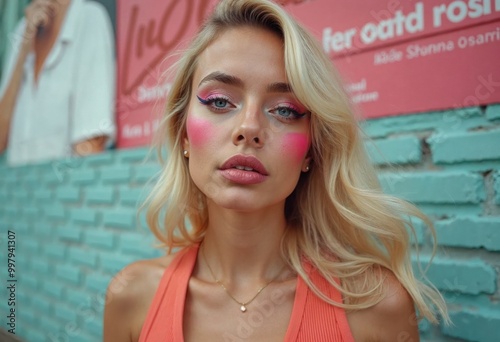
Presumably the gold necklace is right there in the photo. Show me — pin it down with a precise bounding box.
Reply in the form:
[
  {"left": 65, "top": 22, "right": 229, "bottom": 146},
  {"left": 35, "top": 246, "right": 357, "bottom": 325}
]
[{"left": 200, "top": 243, "right": 286, "bottom": 313}]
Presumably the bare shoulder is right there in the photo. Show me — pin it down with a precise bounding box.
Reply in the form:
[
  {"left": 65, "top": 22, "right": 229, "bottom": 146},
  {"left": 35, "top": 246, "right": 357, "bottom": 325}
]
[
  {"left": 103, "top": 253, "right": 177, "bottom": 342},
  {"left": 347, "top": 268, "right": 419, "bottom": 342}
]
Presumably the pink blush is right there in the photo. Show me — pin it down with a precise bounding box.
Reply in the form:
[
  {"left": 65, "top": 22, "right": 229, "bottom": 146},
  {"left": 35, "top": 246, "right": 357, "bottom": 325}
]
[
  {"left": 282, "top": 133, "right": 310, "bottom": 162},
  {"left": 186, "top": 116, "right": 212, "bottom": 146}
]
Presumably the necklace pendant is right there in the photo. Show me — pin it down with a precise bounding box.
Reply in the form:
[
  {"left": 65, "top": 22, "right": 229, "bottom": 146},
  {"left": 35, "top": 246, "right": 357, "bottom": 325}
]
[{"left": 240, "top": 305, "right": 247, "bottom": 313}]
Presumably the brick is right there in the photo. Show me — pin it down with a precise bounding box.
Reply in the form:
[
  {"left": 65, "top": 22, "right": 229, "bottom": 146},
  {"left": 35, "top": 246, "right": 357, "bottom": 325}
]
[
  {"left": 117, "top": 147, "right": 148, "bottom": 163},
  {"left": 442, "top": 307, "right": 500, "bottom": 342},
  {"left": 100, "top": 251, "right": 136, "bottom": 274},
  {"left": 66, "top": 288, "right": 92, "bottom": 307},
  {"left": 40, "top": 315, "right": 61, "bottom": 335},
  {"left": 21, "top": 273, "right": 39, "bottom": 290},
  {"left": 134, "top": 164, "right": 160, "bottom": 183},
  {"left": 120, "top": 187, "right": 147, "bottom": 206},
  {"left": 413, "top": 256, "right": 496, "bottom": 295},
  {"left": 69, "top": 247, "right": 98, "bottom": 268},
  {"left": 22, "top": 171, "right": 40, "bottom": 185},
  {"left": 32, "top": 296, "right": 52, "bottom": 313},
  {"left": 70, "top": 332, "right": 95, "bottom": 342},
  {"left": 12, "top": 188, "right": 29, "bottom": 201},
  {"left": 25, "top": 330, "right": 45, "bottom": 342},
  {"left": 407, "top": 220, "right": 425, "bottom": 245},
  {"left": 21, "top": 237, "right": 40, "bottom": 253},
  {"left": 363, "top": 107, "right": 484, "bottom": 138},
  {"left": 71, "top": 208, "right": 98, "bottom": 225},
  {"left": 42, "top": 279, "right": 65, "bottom": 298},
  {"left": 365, "top": 136, "right": 421, "bottom": 165},
  {"left": 44, "top": 205, "right": 67, "bottom": 220},
  {"left": 101, "top": 165, "right": 132, "bottom": 183},
  {"left": 84, "top": 152, "right": 114, "bottom": 166},
  {"left": 22, "top": 205, "right": 40, "bottom": 217},
  {"left": 57, "top": 225, "right": 83, "bottom": 242},
  {"left": 86, "top": 272, "right": 112, "bottom": 293},
  {"left": 44, "top": 242, "right": 67, "bottom": 259},
  {"left": 56, "top": 186, "right": 81, "bottom": 202},
  {"left": 120, "top": 232, "right": 160, "bottom": 258},
  {"left": 85, "top": 319, "right": 104, "bottom": 338},
  {"left": 494, "top": 171, "right": 500, "bottom": 205},
  {"left": 55, "top": 304, "right": 78, "bottom": 322},
  {"left": 70, "top": 168, "right": 98, "bottom": 184},
  {"left": 33, "top": 189, "right": 53, "bottom": 200},
  {"left": 42, "top": 166, "right": 66, "bottom": 184},
  {"left": 38, "top": 223, "right": 54, "bottom": 237},
  {"left": 85, "top": 230, "right": 116, "bottom": 249},
  {"left": 436, "top": 217, "right": 500, "bottom": 251},
  {"left": 56, "top": 264, "right": 82, "bottom": 285},
  {"left": 102, "top": 210, "right": 136, "bottom": 229},
  {"left": 0, "top": 188, "right": 7, "bottom": 200},
  {"left": 31, "top": 259, "right": 50, "bottom": 274},
  {"left": 4, "top": 172, "right": 18, "bottom": 184},
  {"left": 15, "top": 222, "right": 30, "bottom": 233},
  {"left": 17, "top": 291, "right": 31, "bottom": 307},
  {"left": 428, "top": 129, "right": 500, "bottom": 163},
  {"left": 379, "top": 172, "right": 485, "bottom": 204},
  {"left": 86, "top": 186, "right": 115, "bottom": 204},
  {"left": 19, "top": 309, "right": 38, "bottom": 326},
  {"left": 3, "top": 205, "right": 18, "bottom": 217},
  {"left": 486, "top": 104, "right": 500, "bottom": 121}
]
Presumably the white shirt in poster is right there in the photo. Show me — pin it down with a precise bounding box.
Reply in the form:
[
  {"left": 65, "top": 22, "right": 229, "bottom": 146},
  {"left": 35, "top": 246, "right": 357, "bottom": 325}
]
[{"left": 0, "top": 0, "right": 116, "bottom": 166}]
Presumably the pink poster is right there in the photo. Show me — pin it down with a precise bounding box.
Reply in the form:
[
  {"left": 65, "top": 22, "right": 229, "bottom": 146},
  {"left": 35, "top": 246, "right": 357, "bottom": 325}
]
[
  {"left": 116, "top": 0, "right": 217, "bottom": 148},
  {"left": 117, "top": 0, "right": 500, "bottom": 148},
  {"left": 285, "top": 0, "right": 500, "bottom": 118}
]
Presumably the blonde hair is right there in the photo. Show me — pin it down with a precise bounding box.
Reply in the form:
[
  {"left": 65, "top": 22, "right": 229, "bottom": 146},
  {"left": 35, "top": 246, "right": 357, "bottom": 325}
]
[{"left": 144, "top": 0, "right": 449, "bottom": 324}]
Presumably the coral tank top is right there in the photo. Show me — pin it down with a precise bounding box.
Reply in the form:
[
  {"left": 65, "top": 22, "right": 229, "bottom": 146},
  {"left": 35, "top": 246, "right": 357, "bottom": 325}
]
[{"left": 139, "top": 244, "right": 355, "bottom": 341}]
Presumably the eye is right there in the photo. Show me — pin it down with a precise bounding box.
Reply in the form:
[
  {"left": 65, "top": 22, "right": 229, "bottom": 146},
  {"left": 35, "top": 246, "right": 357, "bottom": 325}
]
[
  {"left": 276, "top": 107, "right": 295, "bottom": 117},
  {"left": 270, "top": 105, "right": 307, "bottom": 121},
  {"left": 197, "top": 95, "right": 233, "bottom": 112},
  {"left": 213, "top": 98, "right": 228, "bottom": 108}
]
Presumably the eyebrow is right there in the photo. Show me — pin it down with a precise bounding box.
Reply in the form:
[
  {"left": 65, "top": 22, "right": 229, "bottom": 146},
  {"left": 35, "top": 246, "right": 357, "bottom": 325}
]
[{"left": 198, "top": 71, "right": 293, "bottom": 93}]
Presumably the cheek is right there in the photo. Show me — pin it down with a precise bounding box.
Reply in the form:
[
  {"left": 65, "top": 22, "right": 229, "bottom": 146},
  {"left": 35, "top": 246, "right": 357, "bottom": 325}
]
[
  {"left": 281, "top": 133, "right": 310, "bottom": 164},
  {"left": 186, "top": 116, "right": 213, "bottom": 147}
]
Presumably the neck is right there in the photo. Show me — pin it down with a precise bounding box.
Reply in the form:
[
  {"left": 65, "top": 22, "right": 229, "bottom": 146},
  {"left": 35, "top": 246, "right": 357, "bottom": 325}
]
[{"left": 200, "top": 201, "right": 291, "bottom": 287}]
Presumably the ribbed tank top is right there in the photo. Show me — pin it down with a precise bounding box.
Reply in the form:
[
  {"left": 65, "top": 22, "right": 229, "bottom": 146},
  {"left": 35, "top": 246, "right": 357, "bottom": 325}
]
[{"left": 139, "top": 244, "right": 355, "bottom": 341}]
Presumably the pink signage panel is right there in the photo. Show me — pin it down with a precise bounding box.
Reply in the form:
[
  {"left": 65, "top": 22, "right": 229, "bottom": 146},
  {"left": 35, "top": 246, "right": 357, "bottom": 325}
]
[{"left": 116, "top": 0, "right": 217, "bottom": 148}]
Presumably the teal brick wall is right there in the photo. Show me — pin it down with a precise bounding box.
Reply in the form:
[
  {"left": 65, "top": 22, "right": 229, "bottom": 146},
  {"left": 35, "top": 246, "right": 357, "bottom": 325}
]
[{"left": 0, "top": 104, "right": 499, "bottom": 342}]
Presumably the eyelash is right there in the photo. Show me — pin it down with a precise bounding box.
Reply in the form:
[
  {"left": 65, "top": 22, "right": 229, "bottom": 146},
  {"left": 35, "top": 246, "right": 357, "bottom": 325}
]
[
  {"left": 197, "top": 95, "right": 308, "bottom": 121},
  {"left": 270, "top": 105, "right": 308, "bottom": 121},
  {"left": 197, "top": 95, "right": 231, "bottom": 111}
]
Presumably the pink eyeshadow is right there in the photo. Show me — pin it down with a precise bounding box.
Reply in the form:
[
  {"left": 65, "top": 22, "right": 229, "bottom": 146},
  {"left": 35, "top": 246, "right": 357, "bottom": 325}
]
[
  {"left": 282, "top": 133, "right": 310, "bottom": 162},
  {"left": 186, "top": 116, "right": 212, "bottom": 146}
]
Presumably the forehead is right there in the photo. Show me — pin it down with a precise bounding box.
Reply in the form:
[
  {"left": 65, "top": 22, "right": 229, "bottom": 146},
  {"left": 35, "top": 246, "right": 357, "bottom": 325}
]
[{"left": 193, "top": 26, "right": 287, "bottom": 87}]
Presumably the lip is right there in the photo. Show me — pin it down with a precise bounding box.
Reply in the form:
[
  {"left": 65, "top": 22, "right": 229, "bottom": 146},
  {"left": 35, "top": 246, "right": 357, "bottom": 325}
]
[
  {"left": 220, "top": 154, "right": 269, "bottom": 175},
  {"left": 219, "top": 154, "right": 269, "bottom": 185}
]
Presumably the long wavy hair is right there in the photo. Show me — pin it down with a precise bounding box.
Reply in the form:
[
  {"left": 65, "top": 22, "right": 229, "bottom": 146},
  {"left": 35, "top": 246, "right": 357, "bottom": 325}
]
[{"left": 143, "top": 0, "right": 449, "bottom": 324}]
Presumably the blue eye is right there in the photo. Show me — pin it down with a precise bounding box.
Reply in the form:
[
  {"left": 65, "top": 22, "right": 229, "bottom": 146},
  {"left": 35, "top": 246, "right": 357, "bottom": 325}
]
[
  {"left": 197, "top": 95, "right": 232, "bottom": 112},
  {"left": 271, "top": 105, "right": 307, "bottom": 121},
  {"left": 277, "top": 107, "right": 294, "bottom": 117},
  {"left": 213, "top": 99, "right": 228, "bottom": 108}
]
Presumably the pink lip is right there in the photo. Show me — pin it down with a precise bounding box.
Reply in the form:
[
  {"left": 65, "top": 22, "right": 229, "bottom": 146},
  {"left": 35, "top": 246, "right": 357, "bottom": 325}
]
[{"left": 219, "top": 154, "right": 268, "bottom": 185}]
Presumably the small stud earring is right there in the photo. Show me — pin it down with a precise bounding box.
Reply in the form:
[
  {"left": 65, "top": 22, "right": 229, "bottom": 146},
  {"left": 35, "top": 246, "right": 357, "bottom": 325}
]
[
  {"left": 183, "top": 150, "right": 189, "bottom": 158},
  {"left": 304, "top": 165, "right": 310, "bottom": 172}
]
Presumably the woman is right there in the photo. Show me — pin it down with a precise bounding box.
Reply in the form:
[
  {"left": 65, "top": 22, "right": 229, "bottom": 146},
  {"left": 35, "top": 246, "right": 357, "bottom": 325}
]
[{"left": 104, "top": 0, "right": 448, "bottom": 341}]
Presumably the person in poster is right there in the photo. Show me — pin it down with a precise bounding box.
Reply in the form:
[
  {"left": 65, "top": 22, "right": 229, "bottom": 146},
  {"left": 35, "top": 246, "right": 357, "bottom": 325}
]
[
  {"left": 0, "top": 0, "right": 115, "bottom": 166},
  {"left": 104, "top": 0, "right": 448, "bottom": 341}
]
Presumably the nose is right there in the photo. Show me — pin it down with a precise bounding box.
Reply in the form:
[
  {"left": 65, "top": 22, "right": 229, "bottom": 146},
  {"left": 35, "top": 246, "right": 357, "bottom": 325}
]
[{"left": 231, "top": 104, "right": 266, "bottom": 148}]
